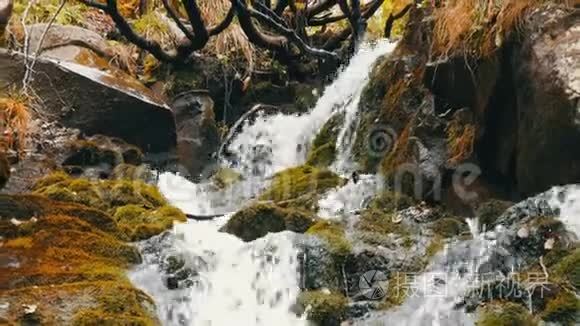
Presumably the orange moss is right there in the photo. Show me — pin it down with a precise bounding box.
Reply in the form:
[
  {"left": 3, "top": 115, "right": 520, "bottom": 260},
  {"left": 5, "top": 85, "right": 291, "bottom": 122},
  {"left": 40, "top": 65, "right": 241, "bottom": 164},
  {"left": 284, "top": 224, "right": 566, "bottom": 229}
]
[
  {"left": 446, "top": 119, "right": 476, "bottom": 165},
  {"left": 0, "top": 90, "right": 30, "bottom": 155},
  {"left": 432, "top": 0, "right": 560, "bottom": 58},
  {"left": 380, "top": 119, "right": 415, "bottom": 175}
]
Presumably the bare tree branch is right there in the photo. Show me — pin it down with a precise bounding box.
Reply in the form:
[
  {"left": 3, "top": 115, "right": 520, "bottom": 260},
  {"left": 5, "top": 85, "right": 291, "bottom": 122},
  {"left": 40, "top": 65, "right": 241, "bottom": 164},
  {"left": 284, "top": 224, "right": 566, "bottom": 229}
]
[
  {"left": 209, "top": 3, "right": 235, "bottom": 36},
  {"left": 244, "top": 0, "right": 339, "bottom": 59},
  {"left": 161, "top": 0, "right": 196, "bottom": 43},
  {"left": 384, "top": 3, "right": 412, "bottom": 38}
]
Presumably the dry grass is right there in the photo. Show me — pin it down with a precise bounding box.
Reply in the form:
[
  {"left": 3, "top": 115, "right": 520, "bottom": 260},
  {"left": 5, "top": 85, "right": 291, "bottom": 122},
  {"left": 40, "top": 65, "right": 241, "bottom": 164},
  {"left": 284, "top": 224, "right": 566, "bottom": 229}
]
[
  {"left": 432, "top": 0, "right": 567, "bottom": 58},
  {"left": 446, "top": 119, "right": 476, "bottom": 165},
  {"left": 198, "top": 0, "right": 254, "bottom": 67},
  {"left": 0, "top": 90, "right": 31, "bottom": 155}
]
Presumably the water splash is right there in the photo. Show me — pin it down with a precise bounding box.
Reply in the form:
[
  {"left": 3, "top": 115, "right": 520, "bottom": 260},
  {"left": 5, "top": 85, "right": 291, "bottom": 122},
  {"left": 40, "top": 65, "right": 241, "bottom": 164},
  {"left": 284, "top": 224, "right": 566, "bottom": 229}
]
[
  {"left": 130, "top": 220, "right": 304, "bottom": 326},
  {"left": 131, "top": 41, "right": 398, "bottom": 326},
  {"left": 226, "top": 41, "right": 397, "bottom": 177}
]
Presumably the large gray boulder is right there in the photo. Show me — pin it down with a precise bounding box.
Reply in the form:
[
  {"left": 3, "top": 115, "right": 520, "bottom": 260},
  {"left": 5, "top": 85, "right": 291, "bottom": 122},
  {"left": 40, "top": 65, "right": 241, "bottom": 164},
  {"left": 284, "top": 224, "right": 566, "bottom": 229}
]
[{"left": 0, "top": 48, "right": 176, "bottom": 153}]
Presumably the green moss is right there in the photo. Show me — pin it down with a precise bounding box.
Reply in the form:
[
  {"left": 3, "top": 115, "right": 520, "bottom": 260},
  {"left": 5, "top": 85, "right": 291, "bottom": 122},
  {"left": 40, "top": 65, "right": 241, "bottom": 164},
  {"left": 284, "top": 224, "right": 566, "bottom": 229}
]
[
  {"left": 477, "top": 302, "right": 536, "bottom": 326},
  {"left": 357, "top": 209, "right": 409, "bottom": 238},
  {"left": 32, "top": 170, "right": 71, "bottom": 190},
  {"left": 298, "top": 290, "right": 348, "bottom": 325},
  {"left": 541, "top": 291, "right": 579, "bottom": 325},
  {"left": 380, "top": 272, "right": 409, "bottom": 309},
  {"left": 306, "top": 114, "right": 345, "bottom": 168},
  {"left": 71, "top": 283, "right": 157, "bottom": 326},
  {"left": 306, "top": 221, "right": 352, "bottom": 259},
  {"left": 552, "top": 248, "right": 580, "bottom": 290},
  {"left": 367, "top": 190, "right": 415, "bottom": 212},
  {"left": 306, "top": 143, "right": 336, "bottom": 168},
  {"left": 476, "top": 199, "right": 513, "bottom": 230},
  {"left": 222, "top": 203, "right": 315, "bottom": 242},
  {"left": 425, "top": 236, "right": 445, "bottom": 259},
  {"left": 259, "top": 165, "right": 343, "bottom": 210},
  {"left": 431, "top": 217, "right": 467, "bottom": 238},
  {"left": 213, "top": 167, "right": 243, "bottom": 189},
  {"left": 113, "top": 204, "right": 186, "bottom": 241}
]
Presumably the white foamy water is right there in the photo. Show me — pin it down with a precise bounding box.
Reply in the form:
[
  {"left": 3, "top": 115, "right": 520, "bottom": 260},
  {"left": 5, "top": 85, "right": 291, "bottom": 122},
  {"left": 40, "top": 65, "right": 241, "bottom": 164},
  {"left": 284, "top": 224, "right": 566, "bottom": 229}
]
[
  {"left": 548, "top": 184, "right": 580, "bottom": 237},
  {"left": 318, "top": 174, "right": 382, "bottom": 220},
  {"left": 130, "top": 41, "right": 398, "bottom": 326},
  {"left": 130, "top": 218, "right": 304, "bottom": 326},
  {"left": 358, "top": 225, "right": 494, "bottom": 326},
  {"left": 227, "top": 41, "right": 397, "bottom": 177}
]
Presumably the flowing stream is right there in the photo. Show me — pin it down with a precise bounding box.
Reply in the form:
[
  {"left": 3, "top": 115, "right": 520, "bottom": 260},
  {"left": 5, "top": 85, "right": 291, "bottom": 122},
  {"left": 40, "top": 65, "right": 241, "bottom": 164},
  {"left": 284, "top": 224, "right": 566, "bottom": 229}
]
[
  {"left": 130, "top": 40, "right": 397, "bottom": 326},
  {"left": 129, "top": 38, "right": 580, "bottom": 326}
]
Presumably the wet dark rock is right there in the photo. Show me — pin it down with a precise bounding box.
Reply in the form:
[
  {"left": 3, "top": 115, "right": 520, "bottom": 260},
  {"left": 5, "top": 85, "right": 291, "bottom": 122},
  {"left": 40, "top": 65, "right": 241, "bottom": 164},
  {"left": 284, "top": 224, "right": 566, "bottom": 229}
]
[
  {"left": 222, "top": 203, "right": 315, "bottom": 242},
  {"left": 0, "top": 49, "right": 177, "bottom": 153},
  {"left": 297, "top": 235, "right": 343, "bottom": 291},
  {"left": 171, "top": 91, "right": 220, "bottom": 180},
  {"left": 0, "top": 151, "right": 9, "bottom": 190}
]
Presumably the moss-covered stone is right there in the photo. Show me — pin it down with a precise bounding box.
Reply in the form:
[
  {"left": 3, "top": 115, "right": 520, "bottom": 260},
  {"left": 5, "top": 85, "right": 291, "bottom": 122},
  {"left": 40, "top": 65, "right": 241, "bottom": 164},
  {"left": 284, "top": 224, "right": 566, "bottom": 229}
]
[
  {"left": 306, "top": 114, "right": 344, "bottom": 168},
  {"left": 298, "top": 290, "right": 348, "bottom": 326},
  {"left": 113, "top": 204, "right": 187, "bottom": 241},
  {"left": 552, "top": 248, "right": 580, "bottom": 290},
  {"left": 111, "top": 164, "right": 155, "bottom": 183},
  {"left": 540, "top": 290, "right": 579, "bottom": 325},
  {"left": 476, "top": 199, "right": 513, "bottom": 230},
  {"left": 306, "top": 221, "right": 352, "bottom": 259},
  {"left": 306, "top": 143, "right": 336, "bottom": 168},
  {"left": 212, "top": 167, "right": 243, "bottom": 189},
  {"left": 259, "top": 165, "right": 343, "bottom": 210},
  {"left": 380, "top": 272, "right": 409, "bottom": 309},
  {"left": 476, "top": 302, "right": 536, "bottom": 326},
  {"left": 355, "top": 192, "right": 415, "bottom": 238},
  {"left": 29, "top": 171, "right": 186, "bottom": 240},
  {"left": 430, "top": 217, "right": 467, "bottom": 238},
  {"left": 222, "top": 203, "right": 315, "bottom": 242}
]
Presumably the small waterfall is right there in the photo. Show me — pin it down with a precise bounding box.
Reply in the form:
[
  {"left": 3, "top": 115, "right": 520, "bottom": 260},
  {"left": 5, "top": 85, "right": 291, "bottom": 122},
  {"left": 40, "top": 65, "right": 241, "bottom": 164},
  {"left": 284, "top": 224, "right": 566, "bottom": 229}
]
[
  {"left": 356, "top": 222, "right": 495, "bottom": 326},
  {"left": 226, "top": 41, "right": 397, "bottom": 177},
  {"left": 130, "top": 41, "right": 398, "bottom": 326}
]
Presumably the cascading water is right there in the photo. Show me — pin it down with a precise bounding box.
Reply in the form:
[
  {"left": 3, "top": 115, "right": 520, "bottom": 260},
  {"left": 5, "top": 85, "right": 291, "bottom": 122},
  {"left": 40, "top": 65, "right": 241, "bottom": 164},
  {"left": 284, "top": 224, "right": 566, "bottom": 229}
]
[
  {"left": 129, "top": 32, "right": 580, "bottom": 325},
  {"left": 225, "top": 41, "right": 397, "bottom": 177},
  {"left": 129, "top": 40, "right": 397, "bottom": 326}
]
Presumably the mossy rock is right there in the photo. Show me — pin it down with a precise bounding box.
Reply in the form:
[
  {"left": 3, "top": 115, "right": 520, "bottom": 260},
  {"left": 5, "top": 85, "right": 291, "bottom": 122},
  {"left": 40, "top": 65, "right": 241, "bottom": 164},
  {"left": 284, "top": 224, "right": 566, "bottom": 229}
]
[
  {"left": 111, "top": 164, "right": 155, "bottom": 183},
  {"left": 540, "top": 290, "right": 579, "bottom": 325},
  {"left": 0, "top": 151, "right": 9, "bottom": 190},
  {"left": 0, "top": 194, "right": 121, "bottom": 237},
  {"left": 63, "top": 140, "right": 121, "bottom": 168},
  {"left": 306, "top": 114, "right": 344, "bottom": 168},
  {"left": 367, "top": 190, "right": 415, "bottom": 212},
  {"left": 113, "top": 204, "right": 187, "bottom": 241},
  {"left": 476, "top": 302, "right": 536, "bottom": 326},
  {"left": 298, "top": 290, "right": 348, "bottom": 326},
  {"left": 355, "top": 192, "right": 415, "bottom": 238},
  {"left": 430, "top": 217, "right": 467, "bottom": 238},
  {"left": 306, "top": 143, "right": 336, "bottom": 168},
  {"left": 476, "top": 199, "right": 513, "bottom": 230},
  {"left": 29, "top": 171, "right": 186, "bottom": 240},
  {"left": 212, "top": 167, "right": 243, "bottom": 189},
  {"left": 259, "top": 165, "right": 343, "bottom": 210},
  {"left": 306, "top": 221, "right": 352, "bottom": 260},
  {"left": 222, "top": 203, "right": 315, "bottom": 242},
  {"left": 552, "top": 248, "right": 580, "bottom": 290},
  {"left": 33, "top": 172, "right": 168, "bottom": 213}
]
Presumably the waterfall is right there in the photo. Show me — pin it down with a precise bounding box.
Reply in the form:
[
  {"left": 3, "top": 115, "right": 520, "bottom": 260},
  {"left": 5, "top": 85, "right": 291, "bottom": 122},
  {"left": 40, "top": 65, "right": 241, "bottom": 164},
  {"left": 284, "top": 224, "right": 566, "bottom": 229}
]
[
  {"left": 129, "top": 40, "right": 397, "bottom": 326},
  {"left": 129, "top": 33, "right": 580, "bottom": 325},
  {"left": 225, "top": 40, "right": 397, "bottom": 177}
]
